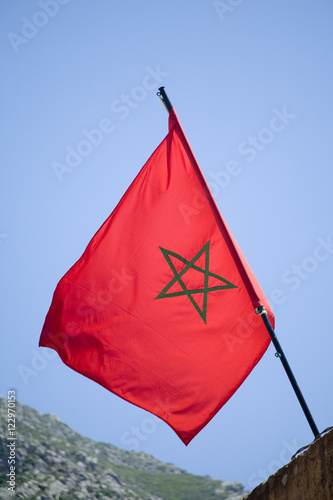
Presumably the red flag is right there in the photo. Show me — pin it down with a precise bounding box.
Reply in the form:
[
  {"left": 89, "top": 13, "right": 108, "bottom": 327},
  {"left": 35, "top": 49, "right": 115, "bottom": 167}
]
[{"left": 39, "top": 108, "right": 274, "bottom": 445}]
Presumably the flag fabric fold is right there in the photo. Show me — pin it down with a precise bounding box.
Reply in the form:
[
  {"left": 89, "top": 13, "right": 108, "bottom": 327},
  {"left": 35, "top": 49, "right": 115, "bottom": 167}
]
[{"left": 39, "top": 108, "right": 274, "bottom": 445}]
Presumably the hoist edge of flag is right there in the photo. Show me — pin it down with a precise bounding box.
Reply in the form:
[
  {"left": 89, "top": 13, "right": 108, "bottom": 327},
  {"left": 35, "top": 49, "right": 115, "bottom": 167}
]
[{"left": 168, "top": 108, "right": 275, "bottom": 326}]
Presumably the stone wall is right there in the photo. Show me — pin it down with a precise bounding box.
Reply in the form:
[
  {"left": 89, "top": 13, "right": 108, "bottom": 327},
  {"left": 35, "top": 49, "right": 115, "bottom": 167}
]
[{"left": 243, "top": 428, "right": 333, "bottom": 500}]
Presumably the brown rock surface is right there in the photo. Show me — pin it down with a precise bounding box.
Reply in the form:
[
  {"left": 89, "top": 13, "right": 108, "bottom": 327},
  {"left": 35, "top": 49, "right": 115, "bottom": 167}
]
[{"left": 243, "top": 428, "right": 333, "bottom": 500}]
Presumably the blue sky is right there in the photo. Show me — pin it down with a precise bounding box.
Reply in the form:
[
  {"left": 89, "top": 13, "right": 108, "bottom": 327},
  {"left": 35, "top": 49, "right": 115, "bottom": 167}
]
[{"left": 1, "top": 0, "right": 333, "bottom": 492}]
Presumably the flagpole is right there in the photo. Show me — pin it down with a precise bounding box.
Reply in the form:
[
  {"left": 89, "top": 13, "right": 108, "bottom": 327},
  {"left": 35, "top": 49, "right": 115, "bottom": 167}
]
[
  {"left": 255, "top": 306, "right": 320, "bottom": 438},
  {"left": 156, "top": 86, "right": 320, "bottom": 440},
  {"left": 157, "top": 87, "right": 173, "bottom": 114}
]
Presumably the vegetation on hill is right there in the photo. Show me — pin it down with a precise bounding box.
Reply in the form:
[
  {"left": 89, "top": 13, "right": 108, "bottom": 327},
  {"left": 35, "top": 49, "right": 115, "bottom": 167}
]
[{"left": 0, "top": 396, "right": 246, "bottom": 499}]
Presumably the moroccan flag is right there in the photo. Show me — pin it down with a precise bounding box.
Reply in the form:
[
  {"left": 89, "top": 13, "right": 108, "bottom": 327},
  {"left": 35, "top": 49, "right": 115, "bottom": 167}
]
[{"left": 39, "top": 108, "right": 274, "bottom": 445}]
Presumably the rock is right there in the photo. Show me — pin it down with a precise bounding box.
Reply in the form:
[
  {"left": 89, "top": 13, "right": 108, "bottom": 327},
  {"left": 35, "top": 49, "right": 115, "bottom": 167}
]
[{"left": 0, "top": 396, "right": 247, "bottom": 499}]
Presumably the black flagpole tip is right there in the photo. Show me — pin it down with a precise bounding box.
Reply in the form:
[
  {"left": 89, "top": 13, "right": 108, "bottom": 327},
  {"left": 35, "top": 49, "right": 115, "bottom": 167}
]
[{"left": 157, "top": 86, "right": 173, "bottom": 114}]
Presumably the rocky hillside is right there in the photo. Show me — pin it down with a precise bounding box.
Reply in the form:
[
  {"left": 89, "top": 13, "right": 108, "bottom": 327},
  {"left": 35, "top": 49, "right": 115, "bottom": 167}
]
[{"left": 0, "top": 396, "right": 247, "bottom": 499}]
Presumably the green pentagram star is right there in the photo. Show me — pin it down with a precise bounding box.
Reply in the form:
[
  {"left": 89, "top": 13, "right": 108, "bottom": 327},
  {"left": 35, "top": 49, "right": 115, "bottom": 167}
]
[{"left": 155, "top": 241, "right": 237, "bottom": 324}]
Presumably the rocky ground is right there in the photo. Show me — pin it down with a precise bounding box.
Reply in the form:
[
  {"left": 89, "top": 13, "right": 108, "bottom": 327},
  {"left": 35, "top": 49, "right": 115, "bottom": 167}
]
[{"left": 0, "top": 396, "right": 247, "bottom": 499}]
